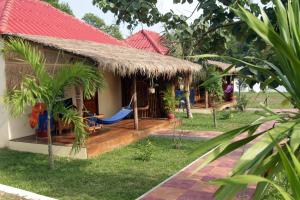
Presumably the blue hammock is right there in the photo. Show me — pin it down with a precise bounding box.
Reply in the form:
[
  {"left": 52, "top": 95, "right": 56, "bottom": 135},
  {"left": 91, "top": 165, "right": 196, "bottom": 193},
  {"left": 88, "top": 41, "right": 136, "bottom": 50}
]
[
  {"left": 86, "top": 95, "right": 134, "bottom": 126},
  {"left": 96, "top": 107, "right": 133, "bottom": 125}
]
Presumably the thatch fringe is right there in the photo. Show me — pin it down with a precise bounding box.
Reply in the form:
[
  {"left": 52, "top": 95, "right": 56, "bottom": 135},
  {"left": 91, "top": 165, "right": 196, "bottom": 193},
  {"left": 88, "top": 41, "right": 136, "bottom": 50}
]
[{"left": 5, "top": 34, "right": 201, "bottom": 78}]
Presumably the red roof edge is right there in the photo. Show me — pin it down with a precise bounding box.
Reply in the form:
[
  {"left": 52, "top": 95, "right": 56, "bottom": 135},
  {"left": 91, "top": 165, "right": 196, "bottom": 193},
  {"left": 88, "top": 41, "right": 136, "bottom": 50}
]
[
  {"left": 141, "top": 30, "right": 165, "bottom": 55},
  {"left": 0, "top": 0, "right": 13, "bottom": 33}
]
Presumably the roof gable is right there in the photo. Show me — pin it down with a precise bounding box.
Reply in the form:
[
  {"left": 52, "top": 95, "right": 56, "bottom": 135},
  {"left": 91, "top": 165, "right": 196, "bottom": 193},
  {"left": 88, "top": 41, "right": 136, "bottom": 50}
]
[
  {"left": 124, "top": 30, "right": 169, "bottom": 55},
  {"left": 0, "top": 0, "right": 124, "bottom": 46}
]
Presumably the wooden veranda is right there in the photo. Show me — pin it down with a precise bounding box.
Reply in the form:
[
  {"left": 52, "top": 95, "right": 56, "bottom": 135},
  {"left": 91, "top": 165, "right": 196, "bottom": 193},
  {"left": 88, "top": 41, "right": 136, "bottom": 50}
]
[{"left": 10, "top": 119, "right": 181, "bottom": 158}]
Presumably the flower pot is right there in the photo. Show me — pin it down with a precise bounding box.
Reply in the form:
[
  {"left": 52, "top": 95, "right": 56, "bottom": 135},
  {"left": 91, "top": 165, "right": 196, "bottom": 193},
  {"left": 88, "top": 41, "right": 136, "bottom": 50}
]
[
  {"left": 179, "top": 84, "right": 184, "bottom": 91},
  {"left": 167, "top": 113, "right": 175, "bottom": 120},
  {"left": 148, "top": 87, "right": 156, "bottom": 94}
]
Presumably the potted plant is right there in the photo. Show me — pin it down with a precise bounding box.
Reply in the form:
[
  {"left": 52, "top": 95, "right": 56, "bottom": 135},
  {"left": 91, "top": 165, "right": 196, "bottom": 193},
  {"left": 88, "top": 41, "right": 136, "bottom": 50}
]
[{"left": 162, "top": 86, "right": 177, "bottom": 120}]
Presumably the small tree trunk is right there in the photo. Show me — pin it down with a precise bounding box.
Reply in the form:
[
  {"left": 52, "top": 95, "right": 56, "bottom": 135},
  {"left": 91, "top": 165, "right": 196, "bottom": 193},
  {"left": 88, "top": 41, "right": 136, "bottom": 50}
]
[
  {"left": 211, "top": 97, "right": 217, "bottom": 128},
  {"left": 205, "top": 91, "right": 209, "bottom": 108},
  {"left": 75, "top": 86, "right": 83, "bottom": 116},
  {"left": 238, "top": 80, "right": 241, "bottom": 100},
  {"left": 47, "top": 110, "right": 54, "bottom": 169},
  {"left": 184, "top": 74, "right": 193, "bottom": 119},
  {"left": 265, "top": 94, "right": 269, "bottom": 107},
  {"left": 133, "top": 77, "right": 138, "bottom": 130},
  {"left": 213, "top": 107, "right": 217, "bottom": 128}
]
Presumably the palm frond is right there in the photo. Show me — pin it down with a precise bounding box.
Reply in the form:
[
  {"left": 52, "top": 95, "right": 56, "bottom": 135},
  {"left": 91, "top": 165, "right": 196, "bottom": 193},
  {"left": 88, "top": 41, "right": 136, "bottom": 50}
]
[
  {"left": 4, "top": 38, "right": 50, "bottom": 84},
  {"left": 232, "top": 2, "right": 300, "bottom": 108},
  {"left": 52, "top": 103, "right": 88, "bottom": 152},
  {"left": 52, "top": 62, "right": 105, "bottom": 100},
  {"left": 4, "top": 76, "right": 48, "bottom": 117}
]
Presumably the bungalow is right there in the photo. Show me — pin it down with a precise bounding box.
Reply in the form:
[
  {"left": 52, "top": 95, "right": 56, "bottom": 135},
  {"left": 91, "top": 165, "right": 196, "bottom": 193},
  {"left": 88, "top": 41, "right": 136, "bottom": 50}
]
[
  {"left": 0, "top": 0, "right": 200, "bottom": 158},
  {"left": 125, "top": 30, "right": 237, "bottom": 110}
]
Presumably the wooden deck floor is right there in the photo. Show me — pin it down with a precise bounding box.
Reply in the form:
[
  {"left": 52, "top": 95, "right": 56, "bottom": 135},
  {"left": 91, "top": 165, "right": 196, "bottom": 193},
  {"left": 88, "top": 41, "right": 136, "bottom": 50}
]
[{"left": 11, "top": 119, "right": 180, "bottom": 158}]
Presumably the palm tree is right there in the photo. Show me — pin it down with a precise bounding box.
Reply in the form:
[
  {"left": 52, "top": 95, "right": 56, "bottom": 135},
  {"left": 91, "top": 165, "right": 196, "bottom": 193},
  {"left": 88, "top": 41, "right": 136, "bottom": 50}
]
[{"left": 4, "top": 38, "right": 105, "bottom": 169}]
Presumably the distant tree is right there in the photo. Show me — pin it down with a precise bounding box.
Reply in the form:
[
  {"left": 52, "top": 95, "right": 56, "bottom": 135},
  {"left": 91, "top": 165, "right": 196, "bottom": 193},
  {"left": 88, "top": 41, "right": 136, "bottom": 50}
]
[
  {"left": 82, "top": 13, "right": 106, "bottom": 30},
  {"left": 203, "top": 68, "right": 223, "bottom": 128},
  {"left": 82, "top": 13, "right": 123, "bottom": 40},
  {"left": 107, "top": 25, "right": 124, "bottom": 40},
  {"left": 43, "top": 0, "right": 74, "bottom": 16}
]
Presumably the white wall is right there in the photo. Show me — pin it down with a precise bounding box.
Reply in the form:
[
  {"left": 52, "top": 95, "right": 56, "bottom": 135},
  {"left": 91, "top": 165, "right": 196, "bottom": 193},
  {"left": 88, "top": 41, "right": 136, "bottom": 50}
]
[
  {"left": 7, "top": 111, "right": 34, "bottom": 140},
  {"left": 0, "top": 38, "right": 9, "bottom": 147},
  {"left": 1, "top": 45, "right": 83, "bottom": 145},
  {"left": 0, "top": 38, "right": 33, "bottom": 148},
  {"left": 98, "top": 71, "right": 122, "bottom": 117}
]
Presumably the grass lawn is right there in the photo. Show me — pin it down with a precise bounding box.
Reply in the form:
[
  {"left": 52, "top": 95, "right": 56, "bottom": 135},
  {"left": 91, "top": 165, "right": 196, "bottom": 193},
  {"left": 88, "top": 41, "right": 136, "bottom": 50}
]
[
  {"left": 240, "top": 92, "right": 292, "bottom": 109},
  {"left": 0, "top": 137, "right": 203, "bottom": 200},
  {"left": 177, "top": 110, "right": 259, "bottom": 132}
]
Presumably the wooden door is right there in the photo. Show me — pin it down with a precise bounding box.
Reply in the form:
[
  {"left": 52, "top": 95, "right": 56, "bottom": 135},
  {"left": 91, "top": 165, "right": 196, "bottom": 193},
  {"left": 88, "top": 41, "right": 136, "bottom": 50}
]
[{"left": 84, "top": 92, "right": 99, "bottom": 114}]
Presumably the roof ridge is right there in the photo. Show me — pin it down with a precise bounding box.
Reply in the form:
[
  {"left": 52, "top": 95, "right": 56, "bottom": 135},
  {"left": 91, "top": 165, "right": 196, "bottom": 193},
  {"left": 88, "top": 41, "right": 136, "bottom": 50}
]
[
  {"left": 141, "top": 29, "right": 164, "bottom": 54},
  {"left": 36, "top": 0, "right": 124, "bottom": 45},
  {"left": 0, "top": 0, "right": 14, "bottom": 33}
]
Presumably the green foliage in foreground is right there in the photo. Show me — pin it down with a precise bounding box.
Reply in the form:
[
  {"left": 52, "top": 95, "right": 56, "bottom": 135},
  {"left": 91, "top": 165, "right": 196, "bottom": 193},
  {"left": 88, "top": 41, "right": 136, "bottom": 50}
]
[
  {"left": 261, "top": 172, "right": 290, "bottom": 200},
  {"left": 0, "top": 137, "right": 203, "bottom": 200},
  {"left": 177, "top": 111, "right": 259, "bottom": 132},
  {"left": 190, "top": 0, "right": 300, "bottom": 198},
  {"left": 213, "top": 139, "right": 300, "bottom": 200}
]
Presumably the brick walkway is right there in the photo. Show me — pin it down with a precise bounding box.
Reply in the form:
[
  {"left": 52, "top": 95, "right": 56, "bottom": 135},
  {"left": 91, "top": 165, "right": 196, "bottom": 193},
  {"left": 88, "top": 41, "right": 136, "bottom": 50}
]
[{"left": 139, "top": 122, "right": 275, "bottom": 200}]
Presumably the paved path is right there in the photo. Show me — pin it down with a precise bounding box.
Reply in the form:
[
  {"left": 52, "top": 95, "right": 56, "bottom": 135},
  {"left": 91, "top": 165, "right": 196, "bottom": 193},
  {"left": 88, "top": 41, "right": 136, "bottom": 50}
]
[
  {"left": 177, "top": 108, "right": 299, "bottom": 114},
  {"left": 246, "top": 108, "right": 298, "bottom": 113},
  {"left": 139, "top": 122, "right": 275, "bottom": 200},
  {"left": 151, "top": 130, "right": 223, "bottom": 140}
]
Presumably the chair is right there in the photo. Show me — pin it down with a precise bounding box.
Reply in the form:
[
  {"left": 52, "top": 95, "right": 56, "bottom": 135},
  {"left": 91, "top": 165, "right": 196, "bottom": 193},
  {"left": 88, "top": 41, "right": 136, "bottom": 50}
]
[
  {"left": 57, "top": 118, "right": 74, "bottom": 135},
  {"left": 83, "top": 113, "right": 105, "bottom": 133}
]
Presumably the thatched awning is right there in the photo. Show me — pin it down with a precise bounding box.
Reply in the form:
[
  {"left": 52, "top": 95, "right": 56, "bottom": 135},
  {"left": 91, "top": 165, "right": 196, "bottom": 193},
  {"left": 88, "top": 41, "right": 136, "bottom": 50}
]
[{"left": 6, "top": 34, "right": 201, "bottom": 77}]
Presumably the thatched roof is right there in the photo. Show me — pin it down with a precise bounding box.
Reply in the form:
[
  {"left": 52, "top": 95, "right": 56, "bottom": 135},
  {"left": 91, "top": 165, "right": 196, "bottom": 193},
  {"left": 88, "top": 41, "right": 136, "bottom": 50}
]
[
  {"left": 6, "top": 34, "right": 201, "bottom": 77},
  {"left": 207, "top": 60, "right": 236, "bottom": 74}
]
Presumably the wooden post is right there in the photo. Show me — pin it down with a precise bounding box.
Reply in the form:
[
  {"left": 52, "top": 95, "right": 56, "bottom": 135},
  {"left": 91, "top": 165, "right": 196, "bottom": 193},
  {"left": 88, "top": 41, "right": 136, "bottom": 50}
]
[
  {"left": 75, "top": 86, "right": 83, "bottom": 116},
  {"left": 133, "top": 77, "right": 139, "bottom": 130},
  {"left": 47, "top": 108, "right": 54, "bottom": 169},
  {"left": 205, "top": 90, "right": 209, "bottom": 109},
  {"left": 171, "top": 78, "right": 176, "bottom": 98},
  {"left": 184, "top": 73, "right": 193, "bottom": 119}
]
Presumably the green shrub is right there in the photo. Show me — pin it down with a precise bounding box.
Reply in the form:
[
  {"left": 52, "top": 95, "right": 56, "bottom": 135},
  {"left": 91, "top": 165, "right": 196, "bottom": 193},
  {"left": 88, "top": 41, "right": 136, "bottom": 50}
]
[
  {"left": 135, "top": 139, "right": 153, "bottom": 161},
  {"left": 219, "top": 110, "right": 234, "bottom": 120},
  {"left": 173, "top": 135, "right": 183, "bottom": 149},
  {"left": 236, "top": 94, "right": 249, "bottom": 112}
]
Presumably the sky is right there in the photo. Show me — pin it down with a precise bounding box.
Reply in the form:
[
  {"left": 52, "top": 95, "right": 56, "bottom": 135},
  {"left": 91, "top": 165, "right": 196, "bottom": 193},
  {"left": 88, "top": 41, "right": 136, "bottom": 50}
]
[{"left": 61, "top": 0, "right": 200, "bottom": 38}]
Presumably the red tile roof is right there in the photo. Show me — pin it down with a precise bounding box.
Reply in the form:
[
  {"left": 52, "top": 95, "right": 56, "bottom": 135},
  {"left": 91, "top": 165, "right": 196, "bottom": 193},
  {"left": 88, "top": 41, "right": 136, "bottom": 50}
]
[
  {"left": 0, "top": 0, "right": 125, "bottom": 46},
  {"left": 124, "top": 30, "right": 169, "bottom": 55}
]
